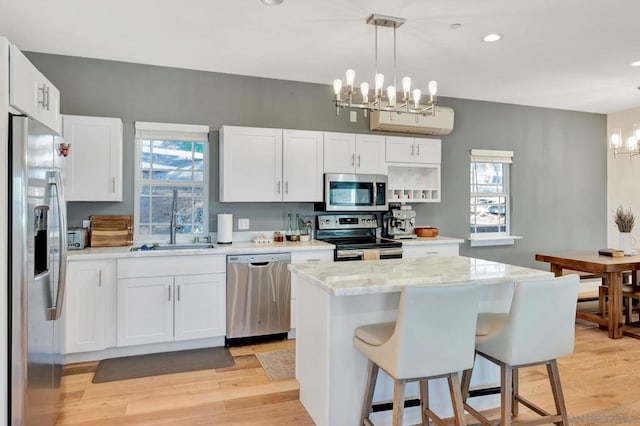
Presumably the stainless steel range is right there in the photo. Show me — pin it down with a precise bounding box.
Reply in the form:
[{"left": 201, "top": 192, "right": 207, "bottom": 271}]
[{"left": 316, "top": 214, "right": 403, "bottom": 261}]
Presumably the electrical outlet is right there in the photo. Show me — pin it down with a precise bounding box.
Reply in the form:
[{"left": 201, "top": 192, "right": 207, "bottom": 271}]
[
  {"left": 82, "top": 220, "right": 91, "bottom": 228},
  {"left": 238, "top": 218, "right": 250, "bottom": 230},
  {"left": 350, "top": 111, "right": 357, "bottom": 122}
]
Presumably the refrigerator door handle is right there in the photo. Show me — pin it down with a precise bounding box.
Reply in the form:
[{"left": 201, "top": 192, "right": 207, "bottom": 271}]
[{"left": 47, "top": 170, "right": 68, "bottom": 320}]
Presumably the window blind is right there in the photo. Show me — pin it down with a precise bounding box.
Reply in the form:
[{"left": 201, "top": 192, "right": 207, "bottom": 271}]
[
  {"left": 469, "top": 149, "right": 513, "bottom": 164},
  {"left": 135, "top": 121, "right": 210, "bottom": 142}
]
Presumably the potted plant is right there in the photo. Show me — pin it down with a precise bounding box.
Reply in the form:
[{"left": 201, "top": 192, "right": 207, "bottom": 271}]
[{"left": 614, "top": 205, "right": 636, "bottom": 255}]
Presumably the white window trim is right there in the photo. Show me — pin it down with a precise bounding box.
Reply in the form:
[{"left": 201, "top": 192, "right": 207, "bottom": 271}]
[
  {"left": 133, "top": 121, "right": 210, "bottom": 244},
  {"left": 469, "top": 149, "right": 522, "bottom": 247}
]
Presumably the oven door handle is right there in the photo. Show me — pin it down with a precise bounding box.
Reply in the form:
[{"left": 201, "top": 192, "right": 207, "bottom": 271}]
[
  {"left": 336, "top": 250, "right": 363, "bottom": 259},
  {"left": 378, "top": 248, "right": 404, "bottom": 257}
]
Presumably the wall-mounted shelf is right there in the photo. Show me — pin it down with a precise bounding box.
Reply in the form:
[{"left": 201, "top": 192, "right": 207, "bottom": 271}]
[{"left": 387, "top": 165, "right": 441, "bottom": 203}]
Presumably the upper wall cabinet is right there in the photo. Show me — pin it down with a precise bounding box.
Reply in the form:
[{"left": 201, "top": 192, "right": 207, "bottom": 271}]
[
  {"left": 219, "top": 126, "right": 324, "bottom": 202},
  {"left": 386, "top": 137, "right": 441, "bottom": 164},
  {"left": 386, "top": 137, "right": 442, "bottom": 203},
  {"left": 9, "top": 44, "right": 61, "bottom": 134},
  {"left": 324, "top": 132, "right": 387, "bottom": 175},
  {"left": 60, "top": 115, "right": 123, "bottom": 201}
]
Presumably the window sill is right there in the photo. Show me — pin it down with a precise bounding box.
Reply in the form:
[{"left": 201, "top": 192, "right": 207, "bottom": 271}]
[{"left": 468, "top": 235, "right": 523, "bottom": 247}]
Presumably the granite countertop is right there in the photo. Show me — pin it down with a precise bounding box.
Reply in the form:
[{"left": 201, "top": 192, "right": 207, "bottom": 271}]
[
  {"left": 67, "top": 240, "right": 335, "bottom": 260},
  {"left": 288, "top": 255, "right": 553, "bottom": 296}
]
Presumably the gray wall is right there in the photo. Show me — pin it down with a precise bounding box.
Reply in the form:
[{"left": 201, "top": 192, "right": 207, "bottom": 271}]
[{"left": 26, "top": 52, "right": 607, "bottom": 269}]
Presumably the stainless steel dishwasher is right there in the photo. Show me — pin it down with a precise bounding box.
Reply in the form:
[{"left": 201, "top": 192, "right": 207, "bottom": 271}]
[{"left": 226, "top": 252, "right": 291, "bottom": 341}]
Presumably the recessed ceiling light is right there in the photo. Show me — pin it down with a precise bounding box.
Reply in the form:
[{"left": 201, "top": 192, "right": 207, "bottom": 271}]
[
  {"left": 449, "top": 23, "right": 462, "bottom": 30},
  {"left": 482, "top": 33, "right": 502, "bottom": 43},
  {"left": 261, "top": 0, "right": 283, "bottom": 5},
  {"left": 632, "top": 60, "right": 640, "bottom": 67}
]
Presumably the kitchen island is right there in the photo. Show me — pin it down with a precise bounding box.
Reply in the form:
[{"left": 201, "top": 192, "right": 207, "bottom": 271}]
[{"left": 289, "top": 256, "right": 553, "bottom": 426}]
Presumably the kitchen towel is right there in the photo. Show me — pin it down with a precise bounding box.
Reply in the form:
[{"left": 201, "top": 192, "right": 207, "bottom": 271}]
[
  {"left": 363, "top": 249, "right": 380, "bottom": 261},
  {"left": 217, "top": 213, "right": 233, "bottom": 244}
]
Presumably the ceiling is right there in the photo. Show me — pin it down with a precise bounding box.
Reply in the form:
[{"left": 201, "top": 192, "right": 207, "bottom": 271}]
[{"left": 2, "top": 0, "right": 640, "bottom": 114}]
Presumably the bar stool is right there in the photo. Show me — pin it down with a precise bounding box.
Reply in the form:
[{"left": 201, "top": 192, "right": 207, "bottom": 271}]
[
  {"left": 353, "top": 282, "right": 480, "bottom": 426},
  {"left": 461, "top": 275, "right": 579, "bottom": 426}
]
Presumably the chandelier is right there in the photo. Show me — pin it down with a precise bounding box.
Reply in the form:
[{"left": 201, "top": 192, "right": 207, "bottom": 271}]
[
  {"left": 610, "top": 126, "right": 640, "bottom": 158},
  {"left": 332, "top": 14, "right": 438, "bottom": 118}
]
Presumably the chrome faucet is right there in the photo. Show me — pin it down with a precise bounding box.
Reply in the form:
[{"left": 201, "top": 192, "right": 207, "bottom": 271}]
[{"left": 169, "top": 189, "right": 183, "bottom": 244}]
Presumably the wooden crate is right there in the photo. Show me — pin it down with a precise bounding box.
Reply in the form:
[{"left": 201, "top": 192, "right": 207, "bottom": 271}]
[{"left": 89, "top": 215, "right": 133, "bottom": 247}]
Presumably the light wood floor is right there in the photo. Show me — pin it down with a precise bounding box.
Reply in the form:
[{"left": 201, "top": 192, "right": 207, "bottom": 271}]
[{"left": 57, "top": 322, "right": 640, "bottom": 425}]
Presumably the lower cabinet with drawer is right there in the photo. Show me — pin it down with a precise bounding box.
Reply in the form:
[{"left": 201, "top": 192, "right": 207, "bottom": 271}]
[
  {"left": 290, "top": 249, "right": 334, "bottom": 332},
  {"left": 117, "top": 255, "right": 226, "bottom": 347}
]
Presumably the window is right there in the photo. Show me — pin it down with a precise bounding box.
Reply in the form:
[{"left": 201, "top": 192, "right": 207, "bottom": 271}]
[
  {"left": 469, "top": 149, "right": 520, "bottom": 246},
  {"left": 134, "top": 122, "right": 210, "bottom": 243}
]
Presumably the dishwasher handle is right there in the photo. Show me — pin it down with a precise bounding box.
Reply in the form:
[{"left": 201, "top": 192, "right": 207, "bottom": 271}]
[{"left": 249, "top": 262, "right": 270, "bottom": 267}]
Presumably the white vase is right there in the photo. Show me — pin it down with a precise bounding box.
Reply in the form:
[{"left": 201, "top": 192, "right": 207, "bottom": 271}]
[{"left": 620, "top": 232, "right": 634, "bottom": 255}]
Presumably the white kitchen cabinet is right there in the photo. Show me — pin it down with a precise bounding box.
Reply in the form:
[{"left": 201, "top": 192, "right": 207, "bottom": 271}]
[
  {"left": 282, "top": 129, "right": 324, "bottom": 201},
  {"left": 402, "top": 242, "right": 460, "bottom": 258},
  {"left": 60, "top": 115, "right": 123, "bottom": 201},
  {"left": 219, "top": 126, "right": 323, "bottom": 202},
  {"left": 386, "top": 136, "right": 441, "bottom": 164},
  {"left": 117, "top": 276, "right": 175, "bottom": 346},
  {"left": 324, "top": 132, "right": 387, "bottom": 175},
  {"left": 117, "top": 255, "right": 226, "bottom": 347},
  {"left": 9, "top": 44, "right": 60, "bottom": 133},
  {"left": 290, "top": 249, "right": 334, "bottom": 330},
  {"left": 63, "top": 259, "right": 116, "bottom": 354},
  {"left": 174, "top": 273, "right": 226, "bottom": 341},
  {"left": 387, "top": 138, "right": 442, "bottom": 203}
]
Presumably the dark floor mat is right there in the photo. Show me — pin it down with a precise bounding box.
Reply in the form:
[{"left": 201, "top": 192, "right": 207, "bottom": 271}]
[{"left": 92, "top": 347, "right": 234, "bottom": 383}]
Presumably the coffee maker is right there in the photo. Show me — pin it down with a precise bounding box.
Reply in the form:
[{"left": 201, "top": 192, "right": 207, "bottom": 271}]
[{"left": 383, "top": 204, "right": 417, "bottom": 239}]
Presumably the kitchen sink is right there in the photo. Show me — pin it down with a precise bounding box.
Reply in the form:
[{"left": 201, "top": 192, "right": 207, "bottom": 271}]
[{"left": 129, "top": 243, "right": 216, "bottom": 252}]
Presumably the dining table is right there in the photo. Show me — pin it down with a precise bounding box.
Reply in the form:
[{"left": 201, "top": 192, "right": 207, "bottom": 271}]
[{"left": 535, "top": 251, "right": 640, "bottom": 339}]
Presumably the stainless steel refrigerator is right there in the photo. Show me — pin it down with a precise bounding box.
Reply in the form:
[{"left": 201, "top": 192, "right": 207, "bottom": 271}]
[{"left": 9, "top": 114, "right": 68, "bottom": 425}]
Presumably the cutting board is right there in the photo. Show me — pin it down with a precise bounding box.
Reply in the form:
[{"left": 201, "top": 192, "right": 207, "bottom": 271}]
[{"left": 89, "top": 215, "right": 133, "bottom": 247}]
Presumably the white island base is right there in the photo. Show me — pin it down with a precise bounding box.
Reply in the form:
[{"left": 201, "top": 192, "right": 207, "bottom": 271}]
[{"left": 291, "top": 256, "right": 553, "bottom": 426}]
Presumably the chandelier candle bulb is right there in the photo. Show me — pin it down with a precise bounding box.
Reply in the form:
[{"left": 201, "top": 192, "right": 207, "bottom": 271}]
[
  {"left": 402, "top": 77, "right": 412, "bottom": 97},
  {"left": 333, "top": 79, "right": 342, "bottom": 97},
  {"left": 375, "top": 73, "right": 384, "bottom": 93},
  {"left": 346, "top": 69, "right": 356, "bottom": 89},
  {"left": 412, "top": 89, "right": 421, "bottom": 108},
  {"left": 360, "top": 82, "right": 369, "bottom": 103},
  {"left": 428, "top": 80, "right": 438, "bottom": 95},
  {"left": 387, "top": 86, "right": 396, "bottom": 106}
]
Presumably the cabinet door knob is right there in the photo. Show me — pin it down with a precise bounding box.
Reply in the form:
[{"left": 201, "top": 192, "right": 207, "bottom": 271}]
[
  {"left": 277, "top": 181, "right": 281, "bottom": 194},
  {"left": 168, "top": 285, "right": 172, "bottom": 301},
  {"left": 351, "top": 154, "right": 355, "bottom": 167},
  {"left": 411, "top": 145, "right": 414, "bottom": 156},
  {"left": 285, "top": 181, "right": 289, "bottom": 194},
  {"left": 357, "top": 154, "right": 361, "bottom": 167},
  {"left": 416, "top": 145, "right": 420, "bottom": 156},
  {"left": 177, "top": 285, "right": 181, "bottom": 302}
]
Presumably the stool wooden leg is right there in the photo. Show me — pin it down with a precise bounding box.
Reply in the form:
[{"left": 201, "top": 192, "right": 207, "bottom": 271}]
[
  {"left": 392, "top": 379, "right": 406, "bottom": 426},
  {"left": 460, "top": 369, "right": 472, "bottom": 402},
  {"left": 460, "top": 352, "right": 476, "bottom": 403},
  {"left": 360, "top": 360, "right": 379, "bottom": 426},
  {"left": 447, "top": 372, "right": 467, "bottom": 426},
  {"left": 419, "top": 379, "right": 430, "bottom": 426},
  {"left": 500, "top": 364, "right": 513, "bottom": 426},
  {"left": 547, "top": 360, "right": 568, "bottom": 426},
  {"left": 512, "top": 367, "right": 519, "bottom": 417}
]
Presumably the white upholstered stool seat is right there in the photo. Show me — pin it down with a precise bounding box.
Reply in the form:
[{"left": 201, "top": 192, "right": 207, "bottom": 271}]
[
  {"left": 461, "top": 275, "right": 579, "bottom": 426},
  {"left": 354, "top": 282, "right": 480, "bottom": 426}
]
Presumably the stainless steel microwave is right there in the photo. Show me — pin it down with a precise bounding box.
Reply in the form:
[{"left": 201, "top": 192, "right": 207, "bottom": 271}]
[{"left": 323, "top": 173, "right": 388, "bottom": 212}]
